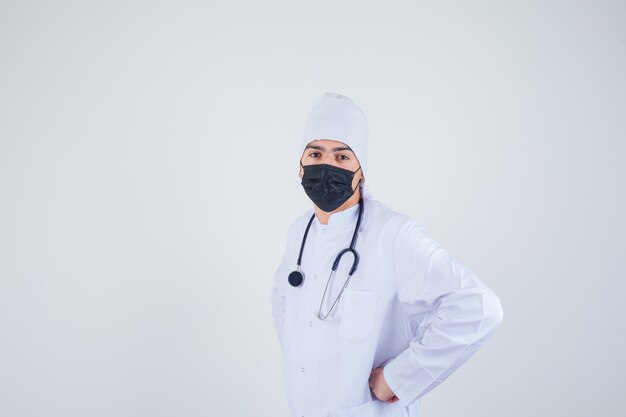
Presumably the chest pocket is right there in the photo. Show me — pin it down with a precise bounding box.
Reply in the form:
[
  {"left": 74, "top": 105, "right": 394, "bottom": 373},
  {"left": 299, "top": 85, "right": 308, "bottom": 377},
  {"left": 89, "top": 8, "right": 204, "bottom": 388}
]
[{"left": 339, "top": 289, "right": 378, "bottom": 341}]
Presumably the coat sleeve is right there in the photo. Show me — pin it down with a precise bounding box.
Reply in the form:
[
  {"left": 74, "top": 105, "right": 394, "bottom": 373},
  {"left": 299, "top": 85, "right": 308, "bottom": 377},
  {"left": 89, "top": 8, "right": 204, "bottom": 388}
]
[
  {"left": 381, "top": 221, "right": 504, "bottom": 408},
  {"left": 270, "top": 222, "right": 297, "bottom": 353}
]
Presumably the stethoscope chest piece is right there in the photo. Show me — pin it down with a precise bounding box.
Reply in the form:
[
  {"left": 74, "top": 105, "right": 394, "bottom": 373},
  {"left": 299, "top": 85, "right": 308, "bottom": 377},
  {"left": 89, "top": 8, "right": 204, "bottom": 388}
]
[{"left": 288, "top": 270, "right": 304, "bottom": 287}]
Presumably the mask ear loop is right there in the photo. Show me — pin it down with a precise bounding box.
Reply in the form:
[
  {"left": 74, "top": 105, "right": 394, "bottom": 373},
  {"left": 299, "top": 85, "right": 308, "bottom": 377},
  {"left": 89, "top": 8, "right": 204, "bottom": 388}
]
[{"left": 350, "top": 166, "right": 362, "bottom": 195}]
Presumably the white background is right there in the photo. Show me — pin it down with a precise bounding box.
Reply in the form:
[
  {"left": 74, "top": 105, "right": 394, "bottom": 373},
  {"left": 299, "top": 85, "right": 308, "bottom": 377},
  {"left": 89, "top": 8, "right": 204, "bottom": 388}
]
[{"left": 1, "top": 1, "right": 624, "bottom": 416}]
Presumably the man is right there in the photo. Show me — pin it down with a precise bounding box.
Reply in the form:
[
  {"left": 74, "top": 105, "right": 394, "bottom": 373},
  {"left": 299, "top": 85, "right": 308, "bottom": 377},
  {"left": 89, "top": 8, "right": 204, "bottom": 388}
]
[{"left": 270, "top": 92, "right": 503, "bottom": 417}]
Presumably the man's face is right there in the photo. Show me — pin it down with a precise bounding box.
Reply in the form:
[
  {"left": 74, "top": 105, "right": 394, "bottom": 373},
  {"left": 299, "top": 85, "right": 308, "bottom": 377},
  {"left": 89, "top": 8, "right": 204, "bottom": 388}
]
[{"left": 298, "top": 139, "right": 364, "bottom": 189}]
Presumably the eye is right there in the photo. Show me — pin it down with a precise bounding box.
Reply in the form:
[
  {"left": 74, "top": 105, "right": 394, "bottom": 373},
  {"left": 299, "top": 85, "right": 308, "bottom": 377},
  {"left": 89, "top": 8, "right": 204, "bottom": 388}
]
[
  {"left": 308, "top": 152, "right": 321, "bottom": 158},
  {"left": 337, "top": 154, "right": 349, "bottom": 161}
]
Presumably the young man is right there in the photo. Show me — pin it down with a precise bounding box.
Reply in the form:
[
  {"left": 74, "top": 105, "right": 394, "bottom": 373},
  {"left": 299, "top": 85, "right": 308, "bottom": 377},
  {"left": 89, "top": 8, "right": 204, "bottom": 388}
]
[{"left": 270, "top": 92, "right": 503, "bottom": 417}]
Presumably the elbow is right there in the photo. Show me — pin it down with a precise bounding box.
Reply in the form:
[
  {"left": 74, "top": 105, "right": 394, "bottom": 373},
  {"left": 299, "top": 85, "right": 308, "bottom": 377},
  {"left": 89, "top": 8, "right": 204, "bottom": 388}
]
[
  {"left": 463, "top": 289, "right": 503, "bottom": 347},
  {"left": 483, "top": 289, "right": 504, "bottom": 332}
]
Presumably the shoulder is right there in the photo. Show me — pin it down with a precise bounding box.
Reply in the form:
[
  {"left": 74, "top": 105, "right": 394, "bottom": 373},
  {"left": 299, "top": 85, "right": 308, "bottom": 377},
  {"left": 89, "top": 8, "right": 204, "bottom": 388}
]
[
  {"left": 365, "top": 198, "right": 426, "bottom": 237},
  {"left": 365, "top": 198, "right": 441, "bottom": 254},
  {"left": 286, "top": 207, "right": 315, "bottom": 242}
]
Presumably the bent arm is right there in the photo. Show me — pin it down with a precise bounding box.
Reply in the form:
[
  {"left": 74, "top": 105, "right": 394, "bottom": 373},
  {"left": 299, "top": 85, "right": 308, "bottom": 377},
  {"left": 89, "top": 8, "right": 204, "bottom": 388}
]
[{"left": 382, "top": 222, "right": 504, "bottom": 408}]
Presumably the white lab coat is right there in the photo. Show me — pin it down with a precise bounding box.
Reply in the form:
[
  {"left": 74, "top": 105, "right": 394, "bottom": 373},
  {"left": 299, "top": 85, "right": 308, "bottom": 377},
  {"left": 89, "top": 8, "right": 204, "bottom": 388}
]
[{"left": 270, "top": 193, "right": 503, "bottom": 417}]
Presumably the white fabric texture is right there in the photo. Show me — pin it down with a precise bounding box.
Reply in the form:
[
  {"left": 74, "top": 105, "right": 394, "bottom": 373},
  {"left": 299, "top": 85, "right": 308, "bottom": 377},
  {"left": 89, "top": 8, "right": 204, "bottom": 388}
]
[
  {"left": 270, "top": 191, "right": 504, "bottom": 417},
  {"left": 301, "top": 92, "right": 369, "bottom": 180}
]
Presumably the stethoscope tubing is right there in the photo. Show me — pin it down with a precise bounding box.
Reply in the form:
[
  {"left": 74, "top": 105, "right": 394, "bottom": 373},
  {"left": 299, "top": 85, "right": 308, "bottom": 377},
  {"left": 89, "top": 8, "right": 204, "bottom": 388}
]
[{"left": 290, "top": 198, "right": 364, "bottom": 320}]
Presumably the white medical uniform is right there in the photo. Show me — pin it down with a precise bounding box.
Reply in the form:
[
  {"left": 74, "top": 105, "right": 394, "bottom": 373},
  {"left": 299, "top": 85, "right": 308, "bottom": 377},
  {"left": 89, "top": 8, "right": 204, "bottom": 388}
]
[{"left": 270, "top": 192, "right": 504, "bottom": 417}]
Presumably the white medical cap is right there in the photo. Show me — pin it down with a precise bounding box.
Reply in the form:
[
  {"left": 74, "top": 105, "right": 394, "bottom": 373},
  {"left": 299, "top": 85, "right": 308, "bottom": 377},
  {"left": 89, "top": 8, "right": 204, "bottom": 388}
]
[{"left": 301, "top": 92, "right": 369, "bottom": 180}]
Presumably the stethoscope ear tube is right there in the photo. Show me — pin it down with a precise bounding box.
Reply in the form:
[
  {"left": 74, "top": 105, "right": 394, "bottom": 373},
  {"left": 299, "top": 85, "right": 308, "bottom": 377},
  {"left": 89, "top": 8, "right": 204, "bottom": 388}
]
[{"left": 332, "top": 248, "right": 360, "bottom": 276}]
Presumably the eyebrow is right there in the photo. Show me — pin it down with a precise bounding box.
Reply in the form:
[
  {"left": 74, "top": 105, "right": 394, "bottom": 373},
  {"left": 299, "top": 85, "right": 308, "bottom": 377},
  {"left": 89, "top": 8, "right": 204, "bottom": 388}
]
[{"left": 304, "top": 144, "right": 353, "bottom": 153}]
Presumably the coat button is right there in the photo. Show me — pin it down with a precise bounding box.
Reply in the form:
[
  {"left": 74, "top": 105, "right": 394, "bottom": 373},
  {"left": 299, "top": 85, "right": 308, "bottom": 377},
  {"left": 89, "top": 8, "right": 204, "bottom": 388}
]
[
  {"left": 301, "top": 367, "right": 305, "bottom": 372},
  {"left": 309, "top": 321, "right": 313, "bottom": 326}
]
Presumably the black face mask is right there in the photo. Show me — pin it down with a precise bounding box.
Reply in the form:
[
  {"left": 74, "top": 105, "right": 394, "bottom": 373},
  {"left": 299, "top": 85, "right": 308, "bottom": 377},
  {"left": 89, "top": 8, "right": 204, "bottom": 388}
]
[{"left": 300, "top": 162, "right": 362, "bottom": 212}]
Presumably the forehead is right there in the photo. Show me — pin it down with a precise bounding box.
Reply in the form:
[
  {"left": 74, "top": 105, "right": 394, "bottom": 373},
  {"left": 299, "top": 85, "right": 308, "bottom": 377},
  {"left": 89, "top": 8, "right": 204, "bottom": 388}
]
[{"left": 304, "top": 139, "right": 353, "bottom": 151}]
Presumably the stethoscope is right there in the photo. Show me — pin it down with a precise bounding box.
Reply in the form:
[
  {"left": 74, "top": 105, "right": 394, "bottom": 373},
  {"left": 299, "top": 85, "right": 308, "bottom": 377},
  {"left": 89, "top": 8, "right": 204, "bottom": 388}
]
[{"left": 287, "top": 197, "right": 364, "bottom": 321}]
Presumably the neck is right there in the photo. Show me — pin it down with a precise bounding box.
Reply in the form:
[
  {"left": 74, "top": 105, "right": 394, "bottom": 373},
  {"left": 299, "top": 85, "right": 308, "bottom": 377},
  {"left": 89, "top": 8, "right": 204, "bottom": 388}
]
[{"left": 315, "top": 187, "right": 361, "bottom": 225}]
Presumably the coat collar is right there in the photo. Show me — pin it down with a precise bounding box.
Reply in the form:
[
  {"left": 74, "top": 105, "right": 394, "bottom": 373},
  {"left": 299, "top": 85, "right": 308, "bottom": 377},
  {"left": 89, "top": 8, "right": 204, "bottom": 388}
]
[{"left": 313, "top": 201, "right": 360, "bottom": 232}]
